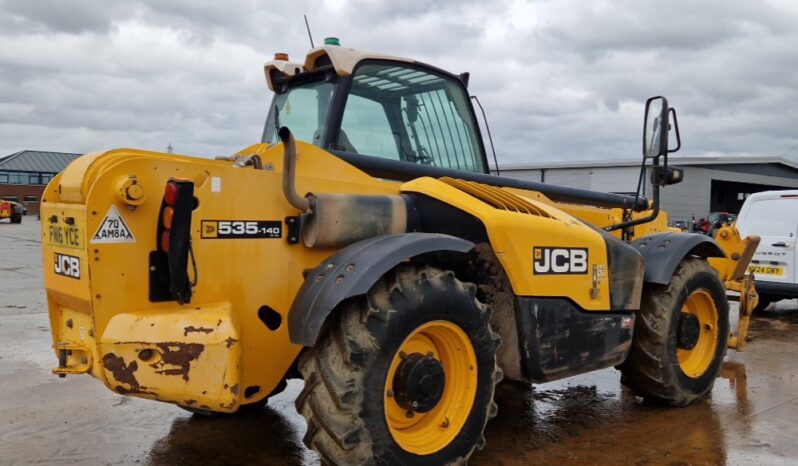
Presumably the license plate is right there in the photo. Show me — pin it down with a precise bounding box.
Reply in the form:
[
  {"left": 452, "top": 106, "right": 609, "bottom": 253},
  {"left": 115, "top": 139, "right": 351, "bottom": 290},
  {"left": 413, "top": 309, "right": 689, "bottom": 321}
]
[
  {"left": 748, "top": 265, "right": 785, "bottom": 276},
  {"left": 47, "top": 223, "right": 84, "bottom": 249}
]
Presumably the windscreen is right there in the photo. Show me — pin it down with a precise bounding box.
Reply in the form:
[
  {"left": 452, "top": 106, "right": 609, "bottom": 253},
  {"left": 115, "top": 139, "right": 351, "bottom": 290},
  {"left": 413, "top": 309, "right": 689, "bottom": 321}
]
[{"left": 336, "top": 63, "right": 485, "bottom": 173}]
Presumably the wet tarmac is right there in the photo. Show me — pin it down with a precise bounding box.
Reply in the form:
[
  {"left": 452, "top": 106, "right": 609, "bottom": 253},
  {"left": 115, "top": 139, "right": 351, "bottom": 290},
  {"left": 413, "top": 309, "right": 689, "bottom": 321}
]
[{"left": 2, "top": 219, "right": 798, "bottom": 465}]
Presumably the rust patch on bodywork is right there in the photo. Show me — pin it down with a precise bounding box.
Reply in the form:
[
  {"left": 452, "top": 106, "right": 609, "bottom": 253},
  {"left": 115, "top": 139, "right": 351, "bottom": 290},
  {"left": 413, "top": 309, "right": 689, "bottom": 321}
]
[
  {"left": 102, "top": 353, "right": 140, "bottom": 390},
  {"left": 219, "top": 401, "right": 237, "bottom": 410},
  {"left": 229, "top": 384, "right": 240, "bottom": 395},
  {"left": 183, "top": 326, "right": 214, "bottom": 336},
  {"left": 115, "top": 385, "right": 157, "bottom": 397},
  {"left": 224, "top": 337, "right": 238, "bottom": 348},
  {"left": 153, "top": 342, "right": 204, "bottom": 381}
]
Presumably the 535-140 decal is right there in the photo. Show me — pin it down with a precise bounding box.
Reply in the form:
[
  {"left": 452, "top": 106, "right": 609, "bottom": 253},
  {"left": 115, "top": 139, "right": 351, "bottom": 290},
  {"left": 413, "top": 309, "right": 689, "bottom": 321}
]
[{"left": 201, "top": 220, "right": 282, "bottom": 239}]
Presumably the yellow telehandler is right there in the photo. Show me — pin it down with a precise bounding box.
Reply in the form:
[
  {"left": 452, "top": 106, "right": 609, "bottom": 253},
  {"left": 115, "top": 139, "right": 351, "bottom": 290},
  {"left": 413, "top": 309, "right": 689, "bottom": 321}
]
[{"left": 41, "top": 40, "right": 759, "bottom": 464}]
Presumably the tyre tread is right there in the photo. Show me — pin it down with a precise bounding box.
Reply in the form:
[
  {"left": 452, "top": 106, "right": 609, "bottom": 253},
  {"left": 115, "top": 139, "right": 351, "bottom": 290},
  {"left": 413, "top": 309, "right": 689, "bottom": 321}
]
[{"left": 296, "top": 264, "right": 501, "bottom": 465}]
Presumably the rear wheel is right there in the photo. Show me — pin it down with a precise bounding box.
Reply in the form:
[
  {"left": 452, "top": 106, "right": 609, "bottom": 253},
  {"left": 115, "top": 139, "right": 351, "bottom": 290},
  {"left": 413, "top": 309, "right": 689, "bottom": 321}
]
[
  {"left": 10, "top": 213, "right": 21, "bottom": 224},
  {"left": 296, "top": 265, "right": 502, "bottom": 465},
  {"left": 620, "top": 258, "right": 729, "bottom": 406}
]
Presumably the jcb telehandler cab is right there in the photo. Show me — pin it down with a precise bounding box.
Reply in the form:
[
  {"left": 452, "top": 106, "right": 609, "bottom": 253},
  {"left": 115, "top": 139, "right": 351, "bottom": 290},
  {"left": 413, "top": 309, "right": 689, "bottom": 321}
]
[{"left": 42, "top": 42, "right": 760, "bottom": 465}]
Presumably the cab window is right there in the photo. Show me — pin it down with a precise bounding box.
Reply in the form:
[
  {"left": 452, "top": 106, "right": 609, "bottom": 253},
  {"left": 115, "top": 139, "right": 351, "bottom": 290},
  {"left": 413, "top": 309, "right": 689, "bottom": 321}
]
[
  {"left": 336, "top": 63, "right": 485, "bottom": 173},
  {"left": 263, "top": 80, "right": 334, "bottom": 146}
]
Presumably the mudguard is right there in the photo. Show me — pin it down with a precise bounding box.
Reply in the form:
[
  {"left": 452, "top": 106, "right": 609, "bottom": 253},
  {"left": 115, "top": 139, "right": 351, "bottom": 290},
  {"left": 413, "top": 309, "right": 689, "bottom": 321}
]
[
  {"left": 288, "top": 233, "right": 474, "bottom": 347},
  {"left": 632, "top": 232, "right": 725, "bottom": 285}
]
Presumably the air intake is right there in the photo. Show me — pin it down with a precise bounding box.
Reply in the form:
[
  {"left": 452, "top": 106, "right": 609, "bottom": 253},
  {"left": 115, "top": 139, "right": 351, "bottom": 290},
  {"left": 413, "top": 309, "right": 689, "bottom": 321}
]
[{"left": 439, "top": 177, "right": 552, "bottom": 217}]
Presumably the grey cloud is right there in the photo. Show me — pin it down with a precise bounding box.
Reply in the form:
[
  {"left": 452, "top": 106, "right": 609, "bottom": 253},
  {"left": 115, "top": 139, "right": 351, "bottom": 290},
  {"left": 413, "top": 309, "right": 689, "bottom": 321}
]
[
  {"left": 0, "top": 0, "right": 125, "bottom": 34},
  {"left": 0, "top": 0, "right": 797, "bottom": 167}
]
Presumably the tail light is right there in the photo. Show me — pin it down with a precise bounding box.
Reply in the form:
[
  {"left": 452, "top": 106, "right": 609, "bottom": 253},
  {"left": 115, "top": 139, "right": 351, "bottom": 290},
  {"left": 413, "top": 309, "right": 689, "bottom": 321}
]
[{"left": 153, "top": 179, "right": 195, "bottom": 304}]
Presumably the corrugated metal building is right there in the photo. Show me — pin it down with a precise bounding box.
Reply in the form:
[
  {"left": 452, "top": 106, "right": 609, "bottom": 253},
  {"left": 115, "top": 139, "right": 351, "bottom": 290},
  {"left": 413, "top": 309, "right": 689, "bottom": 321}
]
[
  {"left": 0, "top": 150, "right": 81, "bottom": 215},
  {"left": 497, "top": 156, "right": 798, "bottom": 225}
]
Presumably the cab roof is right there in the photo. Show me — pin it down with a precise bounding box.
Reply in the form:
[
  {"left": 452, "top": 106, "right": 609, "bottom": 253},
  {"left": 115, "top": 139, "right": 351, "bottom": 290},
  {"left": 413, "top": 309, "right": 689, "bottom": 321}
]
[{"left": 263, "top": 45, "right": 415, "bottom": 91}]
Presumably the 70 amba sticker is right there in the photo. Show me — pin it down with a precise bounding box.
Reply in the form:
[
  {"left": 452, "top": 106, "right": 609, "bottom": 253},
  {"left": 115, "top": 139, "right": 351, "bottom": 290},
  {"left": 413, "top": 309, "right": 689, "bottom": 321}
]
[{"left": 201, "top": 220, "right": 282, "bottom": 239}]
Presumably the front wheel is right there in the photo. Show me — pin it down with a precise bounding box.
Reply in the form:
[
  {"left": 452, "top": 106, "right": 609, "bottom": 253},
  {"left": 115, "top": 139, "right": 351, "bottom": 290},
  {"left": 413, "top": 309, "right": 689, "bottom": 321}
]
[
  {"left": 296, "top": 265, "right": 502, "bottom": 465},
  {"left": 10, "top": 213, "right": 21, "bottom": 224},
  {"left": 620, "top": 258, "right": 729, "bottom": 406}
]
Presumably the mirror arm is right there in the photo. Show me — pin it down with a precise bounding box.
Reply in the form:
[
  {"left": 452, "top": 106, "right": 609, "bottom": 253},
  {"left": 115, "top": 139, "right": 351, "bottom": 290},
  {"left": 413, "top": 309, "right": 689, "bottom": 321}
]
[
  {"left": 605, "top": 171, "right": 661, "bottom": 233},
  {"left": 667, "top": 108, "right": 681, "bottom": 153}
]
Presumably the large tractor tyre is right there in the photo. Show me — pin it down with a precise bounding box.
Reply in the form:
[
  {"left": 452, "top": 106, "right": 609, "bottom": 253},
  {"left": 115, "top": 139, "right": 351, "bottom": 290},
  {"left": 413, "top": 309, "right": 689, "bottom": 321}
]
[
  {"left": 181, "top": 379, "right": 287, "bottom": 416},
  {"left": 620, "top": 257, "right": 729, "bottom": 407},
  {"left": 10, "top": 213, "right": 22, "bottom": 224},
  {"left": 296, "top": 265, "right": 502, "bottom": 466}
]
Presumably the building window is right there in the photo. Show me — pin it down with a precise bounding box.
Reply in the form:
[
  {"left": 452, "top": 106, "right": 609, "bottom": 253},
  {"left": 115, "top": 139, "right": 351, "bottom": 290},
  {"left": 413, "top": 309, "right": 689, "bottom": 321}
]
[
  {"left": 42, "top": 173, "right": 54, "bottom": 184},
  {"left": 2, "top": 195, "right": 18, "bottom": 202},
  {"left": 28, "top": 174, "right": 40, "bottom": 184},
  {"left": 7, "top": 173, "right": 21, "bottom": 184},
  {"left": 0, "top": 173, "right": 7, "bottom": 183},
  {"left": 24, "top": 195, "right": 37, "bottom": 202}
]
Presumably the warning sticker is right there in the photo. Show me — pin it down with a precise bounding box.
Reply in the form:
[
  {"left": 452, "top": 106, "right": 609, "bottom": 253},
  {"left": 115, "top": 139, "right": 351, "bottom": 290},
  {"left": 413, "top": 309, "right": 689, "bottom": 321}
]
[{"left": 91, "top": 205, "right": 136, "bottom": 244}]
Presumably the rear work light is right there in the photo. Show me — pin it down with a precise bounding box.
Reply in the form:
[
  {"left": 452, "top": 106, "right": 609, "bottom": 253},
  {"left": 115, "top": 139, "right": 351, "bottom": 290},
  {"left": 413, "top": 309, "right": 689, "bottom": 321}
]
[{"left": 152, "top": 179, "right": 195, "bottom": 304}]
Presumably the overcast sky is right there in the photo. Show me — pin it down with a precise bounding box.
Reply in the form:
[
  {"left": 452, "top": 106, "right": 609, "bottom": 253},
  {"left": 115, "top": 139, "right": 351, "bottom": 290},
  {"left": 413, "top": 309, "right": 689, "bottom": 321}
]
[{"left": 2, "top": 0, "right": 798, "bottom": 167}]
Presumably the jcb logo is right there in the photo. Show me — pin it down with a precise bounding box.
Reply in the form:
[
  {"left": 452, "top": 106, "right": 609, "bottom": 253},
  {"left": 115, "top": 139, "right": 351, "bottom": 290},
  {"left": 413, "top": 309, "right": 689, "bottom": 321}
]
[
  {"left": 54, "top": 253, "right": 80, "bottom": 279},
  {"left": 533, "top": 247, "right": 588, "bottom": 274}
]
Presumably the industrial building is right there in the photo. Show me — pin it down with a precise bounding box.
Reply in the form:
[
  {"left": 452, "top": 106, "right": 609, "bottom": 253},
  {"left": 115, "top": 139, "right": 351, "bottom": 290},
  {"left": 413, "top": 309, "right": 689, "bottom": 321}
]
[
  {"left": 498, "top": 156, "right": 798, "bottom": 225},
  {"left": 0, "top": 150, "right": 80, "bottom": 215}
]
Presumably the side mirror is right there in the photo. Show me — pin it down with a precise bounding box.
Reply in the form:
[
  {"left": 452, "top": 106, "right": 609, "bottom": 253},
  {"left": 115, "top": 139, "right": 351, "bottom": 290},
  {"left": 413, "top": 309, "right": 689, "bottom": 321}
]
[{"left": 643, "top": 96, "right": 669, "bottom": 158}]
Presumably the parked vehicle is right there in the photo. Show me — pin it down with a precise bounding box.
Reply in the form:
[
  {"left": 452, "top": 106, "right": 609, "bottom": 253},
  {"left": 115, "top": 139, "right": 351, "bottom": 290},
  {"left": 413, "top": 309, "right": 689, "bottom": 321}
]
[
  {"left": 670, "top": 219, "right": 690, "bottom": 231},
  {"left": 694, "top": 212, "right": 736, "bottom": 235},
  {"left": 736, "top": 191, "right": 798, "bottom": 311},
  {"left": 0, "top": 200, "right": 23, "bottom": 223},
  {"left": 39, "top": 43, "right": 761, "bottom": 464}
]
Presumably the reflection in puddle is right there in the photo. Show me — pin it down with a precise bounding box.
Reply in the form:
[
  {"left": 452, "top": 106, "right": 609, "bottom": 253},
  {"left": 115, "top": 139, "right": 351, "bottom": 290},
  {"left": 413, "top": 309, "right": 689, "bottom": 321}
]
[
  {"left": 143, "top": 360, "right": 769, "bottom": 466},
  {"left": 476, "top": 362, "right": 753, "bottom": 466},
  {"left": 146, "top": 406, "right": 310, "bottom": 466}
]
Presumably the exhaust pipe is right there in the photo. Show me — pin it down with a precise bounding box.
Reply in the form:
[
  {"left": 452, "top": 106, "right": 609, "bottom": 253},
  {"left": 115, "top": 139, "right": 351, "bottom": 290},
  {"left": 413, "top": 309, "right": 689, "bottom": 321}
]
[
  {"left": 278, "top": 127, "right": 407, "bottom": 248},
  {"left": 278, "top": 127, "right": 311, "bottom": 212}
]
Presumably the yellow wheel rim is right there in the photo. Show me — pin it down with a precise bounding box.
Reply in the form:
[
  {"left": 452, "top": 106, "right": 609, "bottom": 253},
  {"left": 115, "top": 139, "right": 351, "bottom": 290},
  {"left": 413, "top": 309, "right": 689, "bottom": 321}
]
[
  {"left": 384, "top": 320, "right": 478, "bottom": 455},
  {"left": 677, "top": 290, "right": 719, "bottom": 378}
]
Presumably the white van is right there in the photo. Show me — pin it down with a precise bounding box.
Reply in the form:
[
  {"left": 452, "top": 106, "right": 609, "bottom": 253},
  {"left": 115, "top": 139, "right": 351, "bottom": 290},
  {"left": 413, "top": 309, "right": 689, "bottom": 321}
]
[{"left": 736, "top": 190, "right": 798, "bottom": 310}]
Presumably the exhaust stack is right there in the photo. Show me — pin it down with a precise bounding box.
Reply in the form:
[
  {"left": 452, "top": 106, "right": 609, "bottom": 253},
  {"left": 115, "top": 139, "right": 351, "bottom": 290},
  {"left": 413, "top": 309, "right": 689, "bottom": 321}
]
[{"left": 278, "top": 127, "right": 407, "bottom": 248}]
